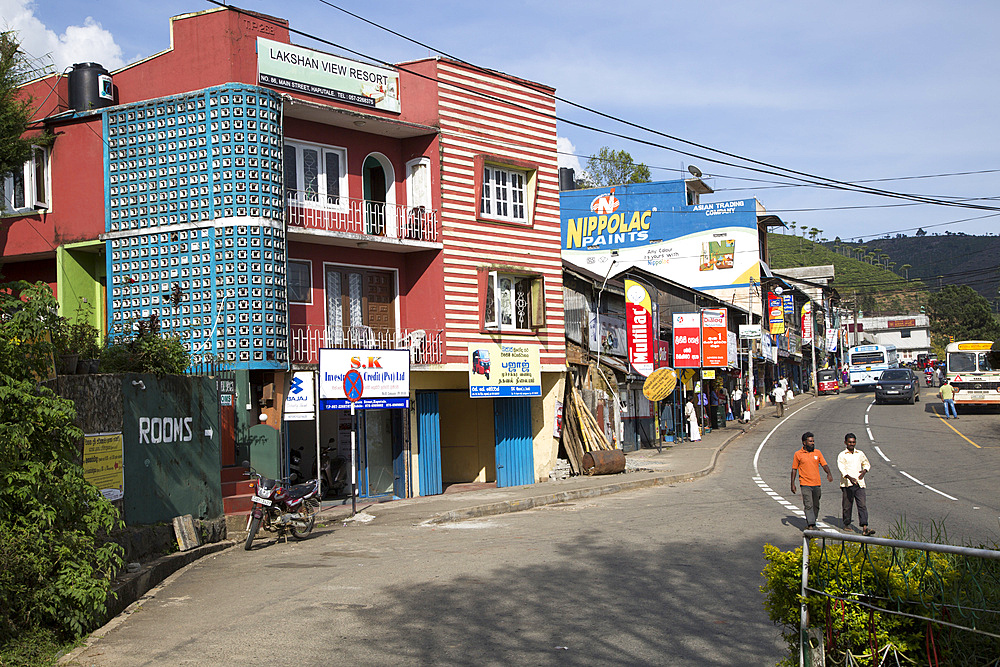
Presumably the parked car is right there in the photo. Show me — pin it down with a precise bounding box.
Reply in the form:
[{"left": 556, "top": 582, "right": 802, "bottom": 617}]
[
  {"left": 817, "top": 369, "right": 840, "bottom": 395},
  {"left": 874, "top": 368, "right": 921, "bottom": 404}
]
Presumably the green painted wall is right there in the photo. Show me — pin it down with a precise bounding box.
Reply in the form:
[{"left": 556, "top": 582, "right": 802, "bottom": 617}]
[
  {"left": 56, "top": 243, "right": 104, "bottom": 333},
  {"left": 122, "top": 373, "right": 222, "bottom": 524}
]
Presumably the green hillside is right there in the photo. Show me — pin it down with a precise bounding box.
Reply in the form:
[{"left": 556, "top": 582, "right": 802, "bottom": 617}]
[{"left": 767, "top": 233, "right": 926, "bottom": 314}]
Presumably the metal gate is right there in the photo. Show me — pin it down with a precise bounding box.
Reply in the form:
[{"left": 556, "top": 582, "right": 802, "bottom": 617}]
[
  {"left": 417, "top": 392, "right": 442, "bottom": 496},
  {"left": 494, "top": 397, "right": 534, "bottom": 487}
]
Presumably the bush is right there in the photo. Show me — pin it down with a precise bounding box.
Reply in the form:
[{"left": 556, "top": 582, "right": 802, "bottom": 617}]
[
  {"left": 761, "top": 530, "right": 1000, "bottom": 665},
  {"left": 101, "top": 316, "right": 190, "bottom": 374},
  {"left": 0, "top": 281, "right": 124, "bottom": 652}
]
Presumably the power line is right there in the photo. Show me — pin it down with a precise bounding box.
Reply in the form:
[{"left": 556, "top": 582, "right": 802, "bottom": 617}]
[{"left": 266, "top": 1, "right": 1000, "bottom": 214}]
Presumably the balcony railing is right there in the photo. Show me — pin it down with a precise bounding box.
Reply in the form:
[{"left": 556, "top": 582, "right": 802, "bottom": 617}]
[
  {"left": 289, "top": 325, "right": 443, "bottom": 366},
  {"left": 285, "top": 191, "right": 439, "bottom": 243}
]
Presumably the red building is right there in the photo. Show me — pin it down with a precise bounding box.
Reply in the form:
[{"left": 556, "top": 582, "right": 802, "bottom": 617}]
[{"left": 4, "top": 7, "right": 565, "bottom": 502}]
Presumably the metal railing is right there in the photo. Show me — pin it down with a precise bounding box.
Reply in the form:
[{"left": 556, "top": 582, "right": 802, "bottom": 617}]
[
  {"left": 289, "top": 324, "right": 443, "bottom": 365},
  {"left": 799, "top": 529, "right": 1000, "bottom": 666},
  {"left": 285, "top": 190, "right": 439, "bottom": 243}
]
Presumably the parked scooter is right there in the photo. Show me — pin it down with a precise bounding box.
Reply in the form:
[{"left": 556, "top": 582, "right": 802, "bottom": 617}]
[
  {"left": 243, "top": 462, "right": 320, "bottom": 551},
  {"left": 288, "top": 447, "right": 304, "bottom": 484},
  {"left": 314, "top": 443, "right": 350, "bottom": 498}
]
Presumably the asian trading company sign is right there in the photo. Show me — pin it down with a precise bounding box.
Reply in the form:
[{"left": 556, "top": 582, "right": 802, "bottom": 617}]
[
  {"left": 625, "top": 279, "right": 655, "bottom": 377},
  {"left": 468, "top": 343, "right": 541, "bottom": 398},
  {"left": 83, "top": 432, "right": 124, "bottom": 501},
  {"left": 257, "top": 37, "right": 400, "bottom": 113},
  {"left": 319, "top": 349, "right": 410, "bottom": 409}
]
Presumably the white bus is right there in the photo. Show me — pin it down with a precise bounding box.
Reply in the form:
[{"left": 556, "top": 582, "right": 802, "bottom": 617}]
[
  {"left": 945, "top": 340, "right": 1000, "bottom": 407},
  {"left": 848, "top": 344, "right": 899, "bottom": 391}
]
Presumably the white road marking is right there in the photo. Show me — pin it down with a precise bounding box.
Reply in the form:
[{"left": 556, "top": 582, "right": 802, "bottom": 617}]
[
  {"left": 866, "top": 427, "right": 874, "bottom": 441},
  {"left": 898, "top": 471, "right": 958, "bottom": 501},
  {"left": 864, "top": 415, "right": 869, "bottom": 424},
  {"left": 752, "top": 404, "right": 839, "bottom": 532},
  {"left": 874, "top": 446, "right": 890, "bottom": 462}
]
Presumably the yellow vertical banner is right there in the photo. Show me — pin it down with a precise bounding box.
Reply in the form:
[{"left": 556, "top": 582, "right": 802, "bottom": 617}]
[{"left": 83, "top": 432, "right": 124, "bottom": 501}]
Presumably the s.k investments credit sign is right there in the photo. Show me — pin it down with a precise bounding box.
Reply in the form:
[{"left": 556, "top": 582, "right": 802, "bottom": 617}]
[{"left": 257, "top": 37, "right": 400, "bottom": 113}]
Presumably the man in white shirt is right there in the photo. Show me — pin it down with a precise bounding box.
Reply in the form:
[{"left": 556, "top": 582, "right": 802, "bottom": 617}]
[
  {"left": 837, "top": 433, "right": 874, "bottom": 536},
  {"left": 771, "top": 382, "right": 784, "bottom": 418}
]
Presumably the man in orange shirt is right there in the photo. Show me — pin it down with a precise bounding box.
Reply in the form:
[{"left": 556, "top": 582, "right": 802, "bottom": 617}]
[{"left": 791, "top": 431, "right": 834, "bottom": 530}]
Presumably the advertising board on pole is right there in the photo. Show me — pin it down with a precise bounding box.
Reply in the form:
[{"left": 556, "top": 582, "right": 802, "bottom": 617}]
[
  {"left": 283, "top": 371, "right": 316, "bottom": 421},
  {"left": 802, "top": 302, "right": 814, "bottom": 339},
  {"left": 625, "top": 279, "right": 654, "bottom": 377},
  {"left": 768, "top": 293, "right": 785, "bottom": 334},
  {"left": 701, "top": 308, "right": 728, "bottom": 368},
  {"left": 319, "top": 349, "right": 410, "bottom": 409},
  {"left": 672, "top": 312, "right": 701, "bottom": 368}
]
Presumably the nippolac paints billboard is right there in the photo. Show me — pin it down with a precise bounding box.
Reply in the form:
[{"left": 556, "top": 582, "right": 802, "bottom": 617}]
[{"left": 560, "top": 180, "right": 762, "bottom": 292}]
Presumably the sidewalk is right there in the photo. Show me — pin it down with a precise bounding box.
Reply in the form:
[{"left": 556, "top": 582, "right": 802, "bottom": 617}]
[{"left": 315, "top": 393, "right": 813, "bottom": 528}]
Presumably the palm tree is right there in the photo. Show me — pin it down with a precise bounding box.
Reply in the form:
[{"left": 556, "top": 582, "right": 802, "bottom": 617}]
[
  {"left": 901, "top": 263, "right": 912, "bottom": 279},
  {"left": 789, "top": 222, "right": 797, "bottom": 236}
]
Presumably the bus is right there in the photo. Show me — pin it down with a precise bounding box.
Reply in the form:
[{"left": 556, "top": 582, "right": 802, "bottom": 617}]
[
  {"left": 848, "top": 344, "right": 899, "bottom": 391},
  {"left": 945, "top": 340, "right": 1000, "bottom": 407}
]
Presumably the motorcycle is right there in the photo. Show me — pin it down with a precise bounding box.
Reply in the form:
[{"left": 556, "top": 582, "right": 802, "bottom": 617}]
[
  {"left": 243, "top": 462, "right": 321, "bottom": 551},
  {"left": 314, "top": 444, "right": 350, "bottom": 498}
]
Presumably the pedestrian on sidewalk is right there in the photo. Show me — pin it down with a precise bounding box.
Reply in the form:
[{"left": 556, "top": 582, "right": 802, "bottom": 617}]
[
  {"left": 772, "top": 381, "right": 785, "bottom": 418},
  {"left": 732, "top": 385, "right": 744, "bottom": 422},
  {"left": 837, "top": 433, "right": 874, "bottom": 536},
  {"left": 685, "top": 396, "right": 701, "bottom": 441},
  {"left": 791, "top": 432, "right": 834, "bottom": 530},
  {"left": 938, "top": 380, "right": 959, "bottom": 419}
]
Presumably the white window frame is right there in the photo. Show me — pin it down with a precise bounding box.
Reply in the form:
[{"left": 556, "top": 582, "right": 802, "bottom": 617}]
[
  {"left": 287, "top": 258, "right": 313, "bottom": 304},
  {"left": 484, "top": 270, "right": 545, "bottom": 331},
  {"left": 480, "top": 164, "right": 526, "bottom": 223},
  {"left": 1, "top": 146, "right": 49, "bottom": 213},
  {"left": 283, "top": 140, "right": 347, "bottom": 212}
]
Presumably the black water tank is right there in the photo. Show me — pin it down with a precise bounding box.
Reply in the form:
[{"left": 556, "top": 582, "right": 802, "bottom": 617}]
[
  {"left": 558, "top": 167, "right": 576, "bottom": 191},
  {"left": 68, "top": 63, "right": 115, "bottom": 111}
]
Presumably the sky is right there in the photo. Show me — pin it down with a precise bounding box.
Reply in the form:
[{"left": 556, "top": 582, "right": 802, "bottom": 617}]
[{"left": 7, "top": 0, "right": 1000, "bottom": 243}]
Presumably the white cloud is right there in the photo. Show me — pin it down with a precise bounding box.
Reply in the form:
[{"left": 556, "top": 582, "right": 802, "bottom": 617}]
[
  {"left": 0, "top": 0, "right": 125, "bottom": 74},
  {"left": 556, "top": 136, "right": 585, "bottom": 176}
]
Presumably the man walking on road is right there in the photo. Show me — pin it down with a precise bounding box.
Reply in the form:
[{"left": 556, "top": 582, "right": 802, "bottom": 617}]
[
  {"left": 837, "top": 433, "right": 875, "bottom": 536},
  {"left": 939, "top": 379, "right": 959, "bottom": 419},
  {"left": 791, "top": 432, "right": 834, "bottom": 530},
  {"left": 772, "top": 381, "right": 785, "bottom": 418}
]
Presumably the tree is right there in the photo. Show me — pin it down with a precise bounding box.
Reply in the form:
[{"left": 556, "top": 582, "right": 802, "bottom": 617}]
[
  {"left": 582, "top": 147, "right": 651, "bottom": 187},
  {"left": 901, "top": 263, "right": 912, "bottom": 279},
  {"left": 915, "top": 228, "right": 927, "bottom": 237},
  {"left": 928, "top": 284, "right": 1000, "bottom": 344},
  {"left": 0, "top": 281, "right": 124, "bottom": 651},
  {"left": 0, "top": 31, "right": 44, "bottom": 181}
]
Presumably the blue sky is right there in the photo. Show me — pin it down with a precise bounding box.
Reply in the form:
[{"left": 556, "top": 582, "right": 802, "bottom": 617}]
[{"left": 8, "top": 0, "right": 1000, "bottom": 243}]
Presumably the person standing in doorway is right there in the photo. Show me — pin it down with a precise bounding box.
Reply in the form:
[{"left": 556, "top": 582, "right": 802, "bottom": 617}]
[
  {"left": 938, "top": 379, "right": 958, "bottom": 419},
  {"left": 732, "top": 384, "right": 744, "bottom": 423},
  {"left": 837, "top": 433, "right": 874, "bottom": 536},
  {"left": 772, "top": 381, "right": 785, "bottom": 418},
  {"left": 791, "top": 432, "right": 834, "bottom": 530}
]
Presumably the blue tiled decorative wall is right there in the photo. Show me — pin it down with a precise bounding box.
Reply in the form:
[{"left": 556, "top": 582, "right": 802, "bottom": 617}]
[{"left": 104, "top": 84, "right": 287, "bottom": 369}]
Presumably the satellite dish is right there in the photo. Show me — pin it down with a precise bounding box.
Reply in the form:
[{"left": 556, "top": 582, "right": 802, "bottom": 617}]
[
  {"left": 688, "top": 165, "right": 703, "bottom": 178},
  {"left": 774, "top": 286, "right": 784, "bottom": 295}
]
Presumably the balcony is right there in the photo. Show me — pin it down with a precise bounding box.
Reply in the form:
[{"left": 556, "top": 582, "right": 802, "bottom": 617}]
[
  {"left": 285, "top": 191, "right": 440, "bottom": 249},
  {"left": 289, "top": 325, "right": 444, "bottom": 366}
]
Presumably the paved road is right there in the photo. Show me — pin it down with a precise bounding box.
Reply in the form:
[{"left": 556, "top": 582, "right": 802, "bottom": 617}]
[
  {"left": 70, "top": 389, "right": 1000, "bottom": 666},
  {"left": 752, "top": 389, "right": 1000, "bottom": 545}
]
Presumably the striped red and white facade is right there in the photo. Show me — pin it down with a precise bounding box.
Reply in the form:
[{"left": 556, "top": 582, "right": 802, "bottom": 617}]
[{"left": 5, "top": 7, "right": 567, "bottom": 498}]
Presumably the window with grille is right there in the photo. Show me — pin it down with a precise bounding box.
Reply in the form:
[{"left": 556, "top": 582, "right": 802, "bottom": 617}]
[
  {"left": 483, "top": 270, "right": 545, "bottom": 331},
  {"left": 287, "top": 259, "right": 312, "bottom": 303}
]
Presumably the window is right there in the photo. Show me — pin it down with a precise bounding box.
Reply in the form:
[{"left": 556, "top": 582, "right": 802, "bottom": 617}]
[
  {"left": 287, "top": 259, "right": 312, "bottom": 303},
  {"left": 283, "top": 141, "right": 346, "bottom": 209},
  {"left": 900, "top": 329, "right": 911, "bottom": 338},
  {"left": 1, "top": 146, "right": 49, "bottom": 213},
  {"left": 480, "top": 165, "right": 526, "bottom": 222},
  {"left": 483, "top": 270, "right": 544, "bottom": 331}
]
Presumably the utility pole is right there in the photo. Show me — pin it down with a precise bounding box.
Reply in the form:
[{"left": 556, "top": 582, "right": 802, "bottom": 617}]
[{"left": 853, "top": 291, "right": 860, "bottom": 347}]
